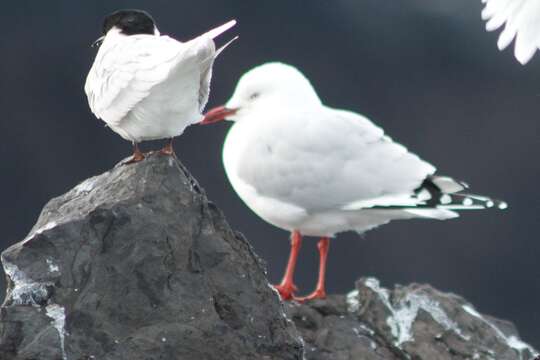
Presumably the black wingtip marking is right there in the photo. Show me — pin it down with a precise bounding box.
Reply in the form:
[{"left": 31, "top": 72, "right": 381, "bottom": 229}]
[
  {"left": 413, "top": 177, "right": 507, "bottom": 210},
  {"left": 369, "top": 176, "right": 507, "bottom": 211}
]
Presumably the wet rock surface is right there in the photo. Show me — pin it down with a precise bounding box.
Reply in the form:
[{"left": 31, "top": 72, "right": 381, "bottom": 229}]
[
  {"left": 0, "top": 153, "right": 302, "bottom": 360},
  {"left": 286, "top": 278, "right": 538, "bottom": 360}
]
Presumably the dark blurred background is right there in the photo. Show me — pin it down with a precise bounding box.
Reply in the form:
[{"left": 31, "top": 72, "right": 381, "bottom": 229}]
[{"left": 1, "top": 0, "right": 539, "bottom": 348}]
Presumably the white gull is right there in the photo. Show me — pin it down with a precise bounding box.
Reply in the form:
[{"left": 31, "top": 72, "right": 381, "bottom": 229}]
[{"left": 201, "top": 62, "right": 507, "bottom": 301}]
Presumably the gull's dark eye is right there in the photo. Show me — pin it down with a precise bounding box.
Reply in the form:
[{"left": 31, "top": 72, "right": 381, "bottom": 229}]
[{"left": 249, "top": 92, "right": 260, "bottom": 100}]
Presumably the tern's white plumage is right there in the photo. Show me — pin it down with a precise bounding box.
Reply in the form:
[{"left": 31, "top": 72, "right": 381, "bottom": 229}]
[
  {"left": 481, "top": 0, "right": 540, "bottom": 64},
  {"left": 202, "top": 62, "right": 506, "bottom": 300},
  {"left": 85, "top": 11, "right": 236, "bottom": 144}
]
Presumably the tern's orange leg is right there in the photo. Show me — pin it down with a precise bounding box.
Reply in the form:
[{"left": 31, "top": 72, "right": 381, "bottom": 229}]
[
  {"left": 124, "top": 143, "right": 145, "bottom": 164},
  {"left": 294, "top": 237, "right": 330, "bottom": 302},
  {"left": 159, "top": 138, "right": 175, "bottom": 156},
  {"left": 273, "top": 231, "right": 302, "bottom": 300}
]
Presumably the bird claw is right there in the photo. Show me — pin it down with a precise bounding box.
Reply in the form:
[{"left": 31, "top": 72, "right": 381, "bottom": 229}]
[
  {"left": 273, "top": 283, "right": 298, "bottom": 300},
  {"left": 293, "top": 289, "right": 326, "bottom": 303},
  {"left": 123, "top": 153, "right": 145, "bottom": 165},
  {"left": 159, "top": 139, "right": 175, "bottom": 156},
  {"left": 159, "top": 148, "right": 175, "bottom": 156}
]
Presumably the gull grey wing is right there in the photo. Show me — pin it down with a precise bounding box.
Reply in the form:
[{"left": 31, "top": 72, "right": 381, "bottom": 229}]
[{"left": 234, "top": 107, "right": 436, "bottom": 213}]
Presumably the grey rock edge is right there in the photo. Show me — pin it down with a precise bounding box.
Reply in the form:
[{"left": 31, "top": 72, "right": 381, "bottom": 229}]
[{"left": 0, "top": 153, "right": 536, "bottom": 360}]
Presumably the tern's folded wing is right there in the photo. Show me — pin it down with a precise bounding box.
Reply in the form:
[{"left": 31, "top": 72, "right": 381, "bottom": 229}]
[
  {"left": 84, "top": 35, "right": 188, "bottom": 126},
  {"left": 233, "top": 107, "right": 436, "bottom": 212},
  {"left": 482, "top": 0, "right": 540, "bottom": 64}
]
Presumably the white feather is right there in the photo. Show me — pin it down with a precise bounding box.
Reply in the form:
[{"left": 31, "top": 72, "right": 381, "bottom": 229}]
[
  {"left": 222, "top": 63, "right": 441, "bottom": 235},
  {"left": 227, "top": 106, "right": 435, "bottom": 214},
  {"left": 404, "top": 208, "right": 459, "bottom": 220},
  {"left": 217, "top": 62, "right": 506, "bottom": 236},
  {"left": 218, "top": 63, "right": 503, "bottom": 236},
  {"left": 203, "top": 20, "right": 236, "bottom": 40},
  {"left": 431, "top": 176, "right": 467, "bottom": 193},
  {"left": 85, "top": 20, "right": 236, "bottom": 142},
  {"left": 481, "top": 0, "right": 540, "bottom": 64}
]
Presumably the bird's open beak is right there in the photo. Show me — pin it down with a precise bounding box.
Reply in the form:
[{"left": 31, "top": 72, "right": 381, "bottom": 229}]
[
  {"left": 91, "top": 36, "right": 105, "bottom": 48},
  {"left": 200, "top": 106, "right": 238, "bottom": 125}
]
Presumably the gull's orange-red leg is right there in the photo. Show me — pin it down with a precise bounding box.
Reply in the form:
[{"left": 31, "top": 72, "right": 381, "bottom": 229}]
[
  {"left": 273, "top": 231, "right": 302, "bottom": 300},
  {"left": 294, "top": 236, "right": 330, "bottom": 302}
]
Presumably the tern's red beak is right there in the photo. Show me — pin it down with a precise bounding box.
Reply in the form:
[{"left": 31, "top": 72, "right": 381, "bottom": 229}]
[{"left": 200, "top": 106, "right": 238, "bottom": 125}]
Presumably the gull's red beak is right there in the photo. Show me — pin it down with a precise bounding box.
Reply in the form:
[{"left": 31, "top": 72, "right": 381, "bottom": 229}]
[{"left": 200, "top": 106, "right": 238, "bottom": 125}]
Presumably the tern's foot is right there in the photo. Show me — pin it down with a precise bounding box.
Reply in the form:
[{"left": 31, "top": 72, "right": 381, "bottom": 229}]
[
  {"left": 293, "top": 288, "right": 326, "bottom": 303},
  {"left": 159, "top": 147, "right": 175, "bottom": 156},
  {"left": 123, "top": 153, "right": 145, "bottom": 165},
  {"left": 159, "top": 138, "right": 175, "bottom": 156},
  {"left": 273, "top": 283, "right": 298, "bottom": 301}
]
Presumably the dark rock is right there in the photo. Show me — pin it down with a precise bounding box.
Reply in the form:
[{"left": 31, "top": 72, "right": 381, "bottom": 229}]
[
  {"left": 286, "top": 277, "right": 538, "bottom": 360},
  {"left": 0, "top": 153, "right": 302, "bottom": 360},
  {"left": 0, "top": 152, "right": 537, "bottom": 360}
]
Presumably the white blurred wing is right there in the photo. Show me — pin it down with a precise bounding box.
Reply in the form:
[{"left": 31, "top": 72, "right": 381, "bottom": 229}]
[
  {"left": 482, "top": 0, "right": 540, "bottom": 64},
  {"left": 233, "top": 107, "right": 436, "bottom": 213}
]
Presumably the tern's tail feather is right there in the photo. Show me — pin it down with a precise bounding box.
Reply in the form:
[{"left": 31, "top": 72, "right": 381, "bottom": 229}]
[
  {"left": 204, "top": 19, "right": 237, "bottom": 40},
  {"left": 198, "top": 20, "right": 238, "bottom": 60},
  {"left": 191, "top": 20, "right": 237, "bottom": 71},
  {"left": 215, "top": 36, "right": 239, "bottom": 57}
]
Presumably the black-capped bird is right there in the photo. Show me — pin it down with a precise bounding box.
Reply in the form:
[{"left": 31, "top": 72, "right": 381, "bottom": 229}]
[{"left": 85, "top": 9, "right": 236, "bottom": 162}]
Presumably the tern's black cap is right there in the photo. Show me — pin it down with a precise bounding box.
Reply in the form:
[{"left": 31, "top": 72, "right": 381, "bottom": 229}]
[{"left": 102, "top": 9, "right": 156, "bottom": 36}]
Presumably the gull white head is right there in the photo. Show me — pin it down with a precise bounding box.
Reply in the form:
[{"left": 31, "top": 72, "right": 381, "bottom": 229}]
[
  {"left": 92, "top": 9, "right": 160, "bottom": 47},
  {"left": 201, "top": 62, "right": 321, "bottom": 124}
]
